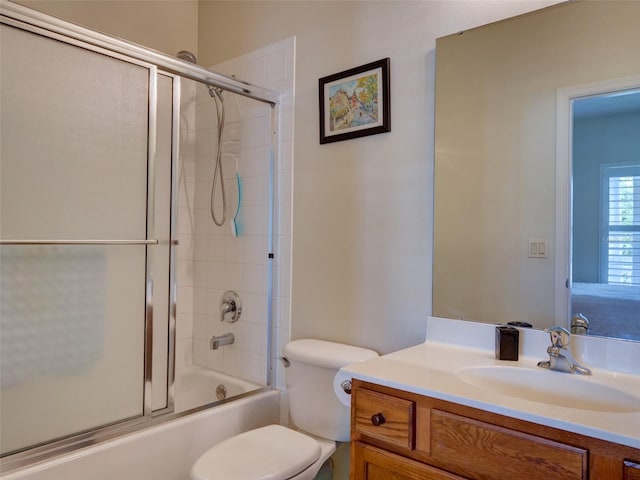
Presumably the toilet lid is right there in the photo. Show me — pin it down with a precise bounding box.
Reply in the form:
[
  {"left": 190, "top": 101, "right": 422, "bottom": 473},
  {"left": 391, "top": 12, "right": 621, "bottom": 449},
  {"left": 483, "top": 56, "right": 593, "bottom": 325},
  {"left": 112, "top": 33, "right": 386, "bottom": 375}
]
[{"left": 191, "top": 425, "right": 321, "bottom": 480}]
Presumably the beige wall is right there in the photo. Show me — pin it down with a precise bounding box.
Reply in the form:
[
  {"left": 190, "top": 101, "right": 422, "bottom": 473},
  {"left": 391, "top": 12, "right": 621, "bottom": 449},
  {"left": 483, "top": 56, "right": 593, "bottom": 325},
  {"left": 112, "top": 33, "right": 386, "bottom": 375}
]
[
  {"left": 17, "top": 0, "right": 198, "bottom": 57},
  {"left": 197, "top": 0, "right": 558, "bottom": 354},
  {"left": 12, "top": 0, "right": 560, "bottom": 355}
]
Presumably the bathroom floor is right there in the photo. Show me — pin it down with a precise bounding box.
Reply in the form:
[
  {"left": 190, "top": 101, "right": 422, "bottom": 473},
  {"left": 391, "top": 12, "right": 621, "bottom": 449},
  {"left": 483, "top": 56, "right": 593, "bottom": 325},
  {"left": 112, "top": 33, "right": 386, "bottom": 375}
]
[{"left": 314, "top": 460, "right": 334, "bottom": 480}]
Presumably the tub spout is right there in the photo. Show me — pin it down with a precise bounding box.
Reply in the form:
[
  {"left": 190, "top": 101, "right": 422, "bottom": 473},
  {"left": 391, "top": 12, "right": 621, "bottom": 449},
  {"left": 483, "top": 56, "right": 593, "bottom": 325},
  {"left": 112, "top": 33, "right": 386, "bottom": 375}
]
[{"left": 210, "top": 333, "right": 235, "bottom": 350}]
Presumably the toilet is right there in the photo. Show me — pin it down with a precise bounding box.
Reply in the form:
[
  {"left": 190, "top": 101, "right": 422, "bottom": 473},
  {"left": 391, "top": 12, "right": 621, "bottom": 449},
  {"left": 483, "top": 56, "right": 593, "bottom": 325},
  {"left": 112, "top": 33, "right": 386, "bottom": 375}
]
[{"left": 190, "top": 339, "right": 378, "bottom": 480}]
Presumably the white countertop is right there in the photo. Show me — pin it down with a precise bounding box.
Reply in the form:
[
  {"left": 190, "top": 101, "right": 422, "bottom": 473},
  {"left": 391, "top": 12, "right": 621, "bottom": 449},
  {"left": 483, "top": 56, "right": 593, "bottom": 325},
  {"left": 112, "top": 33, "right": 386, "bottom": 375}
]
[{"left": 342, "top": 317, "right": 640, "bottom": 449}]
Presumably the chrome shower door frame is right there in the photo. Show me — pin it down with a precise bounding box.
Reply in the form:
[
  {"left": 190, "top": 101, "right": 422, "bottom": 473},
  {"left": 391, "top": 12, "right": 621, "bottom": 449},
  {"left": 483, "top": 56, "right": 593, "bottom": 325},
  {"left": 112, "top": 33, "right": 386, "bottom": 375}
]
[
  {"left": 0, "top": 0, "right": 280, "bottom": 473},
  {"left": 0, "top": 13, "right": 177, "bottom": 474},
  {"left": 0, "top": 1, "right": 279, "bottom": 105}
]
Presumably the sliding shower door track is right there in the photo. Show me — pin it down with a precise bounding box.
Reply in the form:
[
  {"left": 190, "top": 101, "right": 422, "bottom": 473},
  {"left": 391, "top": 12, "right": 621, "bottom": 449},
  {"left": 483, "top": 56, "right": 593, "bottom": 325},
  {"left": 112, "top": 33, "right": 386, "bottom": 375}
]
[{"left": 0, "top": 386, "right": 274, "bottom": 475}]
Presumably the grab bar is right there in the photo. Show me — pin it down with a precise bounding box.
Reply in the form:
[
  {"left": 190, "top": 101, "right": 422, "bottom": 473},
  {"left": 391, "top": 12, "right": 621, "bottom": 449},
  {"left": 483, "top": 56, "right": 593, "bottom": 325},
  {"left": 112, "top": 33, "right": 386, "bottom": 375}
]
[{"left": 0, "top": 239, "right": 160, "bottom": 245}]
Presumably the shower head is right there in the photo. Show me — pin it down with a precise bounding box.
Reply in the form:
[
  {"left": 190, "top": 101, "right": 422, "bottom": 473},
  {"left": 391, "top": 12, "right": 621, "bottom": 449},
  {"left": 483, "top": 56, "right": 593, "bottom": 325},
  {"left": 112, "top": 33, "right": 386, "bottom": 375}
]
[
  {"left": 176, "top": 50, "right": 198, "bottom": 64},
  {"left": 176, "top": 50, "right": 220, "bottom": 99}
]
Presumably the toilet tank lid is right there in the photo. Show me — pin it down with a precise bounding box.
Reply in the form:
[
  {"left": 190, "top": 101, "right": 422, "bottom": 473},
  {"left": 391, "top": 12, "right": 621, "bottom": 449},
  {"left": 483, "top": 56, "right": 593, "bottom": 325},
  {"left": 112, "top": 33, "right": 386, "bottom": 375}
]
[{"left": 283, "top": 339, "right": 378, "bottom": 369}]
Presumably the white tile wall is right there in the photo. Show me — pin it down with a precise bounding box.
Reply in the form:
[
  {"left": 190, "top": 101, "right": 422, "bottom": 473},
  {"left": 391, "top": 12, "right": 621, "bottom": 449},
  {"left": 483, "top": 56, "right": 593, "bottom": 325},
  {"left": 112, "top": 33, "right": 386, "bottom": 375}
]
[{"left": 176, "top": 38, "right": 295, "bottom": 390}]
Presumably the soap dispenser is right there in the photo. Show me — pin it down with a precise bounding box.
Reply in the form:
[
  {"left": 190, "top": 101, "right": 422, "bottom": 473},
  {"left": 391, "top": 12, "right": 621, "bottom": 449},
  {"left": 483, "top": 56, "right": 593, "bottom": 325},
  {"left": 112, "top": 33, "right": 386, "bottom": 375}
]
[{"left": 495, "top": 326, "right": 519, "bottom": 361}]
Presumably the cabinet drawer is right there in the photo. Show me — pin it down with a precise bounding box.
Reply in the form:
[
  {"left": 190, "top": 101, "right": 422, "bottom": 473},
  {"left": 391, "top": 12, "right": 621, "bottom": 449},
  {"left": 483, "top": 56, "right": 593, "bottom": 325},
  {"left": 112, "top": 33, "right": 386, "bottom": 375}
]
[
  {"left": 354, "top": 388, "right": 415, "bottom": 450},
  {"left": 625, "top": 460, "right": 640, "bottom": 480},
  {"left": 429, "top": 409, "right": 587, "bottom": 480}
]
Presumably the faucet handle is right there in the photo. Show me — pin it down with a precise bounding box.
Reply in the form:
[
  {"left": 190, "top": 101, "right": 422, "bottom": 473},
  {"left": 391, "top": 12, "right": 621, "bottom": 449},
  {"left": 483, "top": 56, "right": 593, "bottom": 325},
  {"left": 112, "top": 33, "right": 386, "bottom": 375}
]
[{"left": 545, "top": 326, "right": 570, "bottom": 347}]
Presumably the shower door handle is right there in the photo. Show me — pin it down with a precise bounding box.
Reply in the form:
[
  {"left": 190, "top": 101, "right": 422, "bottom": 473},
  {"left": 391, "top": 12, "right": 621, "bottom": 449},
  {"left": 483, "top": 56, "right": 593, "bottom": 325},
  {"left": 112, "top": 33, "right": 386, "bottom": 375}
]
[{"left": 0, "top": 239, "right": 159, "bottom": 245}]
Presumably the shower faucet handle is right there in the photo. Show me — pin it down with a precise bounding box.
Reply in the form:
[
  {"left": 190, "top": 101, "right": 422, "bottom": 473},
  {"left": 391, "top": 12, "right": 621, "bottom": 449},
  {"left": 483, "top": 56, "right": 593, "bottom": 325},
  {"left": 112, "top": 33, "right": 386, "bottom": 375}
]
[{"left": 220, "top": 290, "right": 242, "bottom": 323}]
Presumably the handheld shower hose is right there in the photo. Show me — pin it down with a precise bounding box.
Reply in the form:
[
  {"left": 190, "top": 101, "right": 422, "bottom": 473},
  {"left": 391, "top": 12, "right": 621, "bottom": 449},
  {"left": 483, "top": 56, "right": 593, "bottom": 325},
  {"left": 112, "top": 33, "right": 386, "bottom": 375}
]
[
  {"left": 209, "top": 86, "right": 226, "bottom": 226},
  {"left": 176, "top": 50, "right": 227, "bottom": 227}
]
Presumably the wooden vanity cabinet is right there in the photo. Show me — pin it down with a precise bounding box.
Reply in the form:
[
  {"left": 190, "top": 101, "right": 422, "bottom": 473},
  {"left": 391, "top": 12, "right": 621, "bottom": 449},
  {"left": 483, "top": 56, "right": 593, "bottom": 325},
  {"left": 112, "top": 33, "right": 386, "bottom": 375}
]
[{"left": 350, "top": 379, "right": 640, "bottom": 480}]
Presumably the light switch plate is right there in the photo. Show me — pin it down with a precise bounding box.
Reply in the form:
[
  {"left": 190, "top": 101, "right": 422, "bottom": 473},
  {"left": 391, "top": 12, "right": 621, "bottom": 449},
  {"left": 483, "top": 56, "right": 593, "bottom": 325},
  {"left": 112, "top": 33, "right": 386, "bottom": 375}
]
[{"left": 528, "top": 239, "right": 548, "bottom": 258}]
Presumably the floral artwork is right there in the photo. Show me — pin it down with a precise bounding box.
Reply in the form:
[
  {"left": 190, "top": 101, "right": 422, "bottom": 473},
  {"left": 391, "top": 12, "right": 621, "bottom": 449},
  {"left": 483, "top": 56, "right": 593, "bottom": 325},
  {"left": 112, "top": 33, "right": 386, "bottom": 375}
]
[
  {"left": 319, "top": 58, "right": 390, "bottom": 144},
  {"left": 329, "top": 73, "right": 379, "bottom": 131}
]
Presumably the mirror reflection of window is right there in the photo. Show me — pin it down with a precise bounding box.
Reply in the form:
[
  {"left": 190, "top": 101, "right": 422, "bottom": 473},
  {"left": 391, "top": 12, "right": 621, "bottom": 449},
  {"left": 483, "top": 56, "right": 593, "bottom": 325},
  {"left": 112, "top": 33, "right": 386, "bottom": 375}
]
[
  {"left": 601, "top": 165, "right": 640, "bottom": 286},
  {"left": 571, "top": 91, "right": 640, "bottom": 341}
]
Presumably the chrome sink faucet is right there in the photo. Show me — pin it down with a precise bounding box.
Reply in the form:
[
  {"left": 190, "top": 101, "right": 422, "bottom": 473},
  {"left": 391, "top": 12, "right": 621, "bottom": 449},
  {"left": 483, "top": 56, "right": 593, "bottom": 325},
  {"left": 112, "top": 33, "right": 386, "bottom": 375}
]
[{"left": 537, "top": 326, "right": 592, "bottom": 375}]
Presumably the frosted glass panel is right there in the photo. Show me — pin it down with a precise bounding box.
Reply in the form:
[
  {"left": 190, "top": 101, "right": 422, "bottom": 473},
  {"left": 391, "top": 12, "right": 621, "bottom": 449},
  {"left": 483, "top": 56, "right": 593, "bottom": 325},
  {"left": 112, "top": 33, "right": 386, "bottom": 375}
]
[
  {"left": 151, "top": 74, "right": 175, "bottom": 411},
  {"left": 0, "top": 245, "right": 146, "bottom": 454},
  {"left": 0, "top": 24, "right": 148, "bottom": 240},
  {"left": 0, "top": 25, "right": 151, "bottom": 455}
]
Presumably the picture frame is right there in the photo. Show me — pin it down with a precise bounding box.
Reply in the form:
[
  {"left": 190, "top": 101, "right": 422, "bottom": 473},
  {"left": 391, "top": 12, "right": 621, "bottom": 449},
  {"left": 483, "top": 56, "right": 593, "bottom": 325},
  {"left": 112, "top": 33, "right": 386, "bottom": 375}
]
[{"left": 319, "top": 58, "right": 390, "bottom": 144}]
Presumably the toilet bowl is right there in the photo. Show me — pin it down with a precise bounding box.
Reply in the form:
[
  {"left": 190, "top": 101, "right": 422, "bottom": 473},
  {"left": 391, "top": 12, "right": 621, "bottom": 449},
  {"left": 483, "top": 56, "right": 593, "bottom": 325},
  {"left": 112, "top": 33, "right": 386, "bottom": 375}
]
[{"left": 190, "top": 339, "right": 378, "bottom": 480}]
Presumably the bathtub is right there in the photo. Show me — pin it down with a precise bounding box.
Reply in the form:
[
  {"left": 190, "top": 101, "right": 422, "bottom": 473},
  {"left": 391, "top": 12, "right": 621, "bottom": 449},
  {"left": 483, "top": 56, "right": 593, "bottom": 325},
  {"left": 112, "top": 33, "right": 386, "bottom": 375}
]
[
  {"left": 175, "top": 365, "right": 261, "bottom": 413},
  {"left": 3, "top": 386, "right": 279, "bottom": 480}
]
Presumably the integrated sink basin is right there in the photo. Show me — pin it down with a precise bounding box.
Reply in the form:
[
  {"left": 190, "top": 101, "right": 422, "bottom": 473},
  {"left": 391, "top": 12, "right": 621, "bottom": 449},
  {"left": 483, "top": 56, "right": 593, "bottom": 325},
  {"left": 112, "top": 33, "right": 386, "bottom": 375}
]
[{"left": 456, "top": 366, "right": 640, "bottom": 413}]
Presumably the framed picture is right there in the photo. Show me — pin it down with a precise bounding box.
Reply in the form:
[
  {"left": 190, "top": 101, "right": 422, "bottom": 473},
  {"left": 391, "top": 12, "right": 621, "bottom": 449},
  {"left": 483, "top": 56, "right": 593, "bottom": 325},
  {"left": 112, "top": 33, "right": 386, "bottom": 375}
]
[{"left": 319, "top": 58, "right": 390, "bottom": 144}]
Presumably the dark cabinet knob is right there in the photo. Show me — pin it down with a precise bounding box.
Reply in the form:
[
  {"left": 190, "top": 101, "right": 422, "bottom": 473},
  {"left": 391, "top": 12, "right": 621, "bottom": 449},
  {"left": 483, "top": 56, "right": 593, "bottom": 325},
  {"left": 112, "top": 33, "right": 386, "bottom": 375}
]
[{"left": 371, "top": 413, "right": 386, "bottom": 426}]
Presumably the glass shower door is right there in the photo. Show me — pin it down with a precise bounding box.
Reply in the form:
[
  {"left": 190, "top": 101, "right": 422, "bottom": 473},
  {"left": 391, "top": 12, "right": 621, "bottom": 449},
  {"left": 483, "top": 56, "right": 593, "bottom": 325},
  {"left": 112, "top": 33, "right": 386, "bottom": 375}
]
[{"left": 0, "top": 24, "right": 161, "bottom": 455}]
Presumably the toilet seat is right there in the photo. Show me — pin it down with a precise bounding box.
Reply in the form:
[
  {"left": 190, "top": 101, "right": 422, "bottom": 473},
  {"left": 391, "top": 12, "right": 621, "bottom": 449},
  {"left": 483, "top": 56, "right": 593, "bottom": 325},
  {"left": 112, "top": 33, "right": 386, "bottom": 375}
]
[{"left": 191, "top": 425, "right": 321, "bottom": 480}]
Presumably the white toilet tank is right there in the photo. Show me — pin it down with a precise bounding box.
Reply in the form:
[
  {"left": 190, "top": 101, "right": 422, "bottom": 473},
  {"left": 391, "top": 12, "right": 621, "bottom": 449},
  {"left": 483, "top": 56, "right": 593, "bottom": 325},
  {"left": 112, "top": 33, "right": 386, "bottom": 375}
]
[{"left": 282, "top": 339, "right": 378, "bottom": 442}]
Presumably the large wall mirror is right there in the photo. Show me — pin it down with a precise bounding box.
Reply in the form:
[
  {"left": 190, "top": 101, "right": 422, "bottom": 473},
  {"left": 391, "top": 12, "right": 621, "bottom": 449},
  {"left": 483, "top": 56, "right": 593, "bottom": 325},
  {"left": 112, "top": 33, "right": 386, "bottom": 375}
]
[{"left": 433, "top": 1, "right": 640, "bottom": 341}]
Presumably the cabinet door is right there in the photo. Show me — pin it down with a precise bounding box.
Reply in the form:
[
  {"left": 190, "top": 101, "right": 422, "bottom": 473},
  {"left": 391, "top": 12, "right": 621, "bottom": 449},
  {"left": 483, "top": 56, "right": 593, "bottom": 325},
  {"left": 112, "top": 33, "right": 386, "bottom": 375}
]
[
  {"left": 352, "top": 442, "right": 468, "bottom": 480},
  {"left": 429, "top": 409, "right": 587, "bottom": 480}
]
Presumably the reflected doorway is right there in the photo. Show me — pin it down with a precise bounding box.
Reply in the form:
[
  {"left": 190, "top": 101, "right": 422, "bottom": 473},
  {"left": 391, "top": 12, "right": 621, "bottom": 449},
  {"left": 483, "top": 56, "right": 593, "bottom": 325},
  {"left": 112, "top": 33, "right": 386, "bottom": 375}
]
[{"left": 570, "top": 89, "right": 640, "bottom": 341}]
